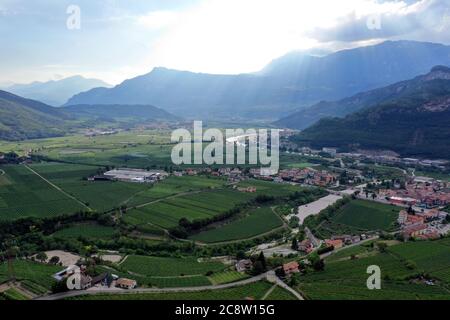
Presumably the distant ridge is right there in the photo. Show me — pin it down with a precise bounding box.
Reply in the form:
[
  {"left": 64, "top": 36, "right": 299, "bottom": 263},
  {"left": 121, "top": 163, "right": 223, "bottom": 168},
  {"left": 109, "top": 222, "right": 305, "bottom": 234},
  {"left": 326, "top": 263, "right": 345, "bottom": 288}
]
[{"left": 65, "top": 41, "right": 450, "bottom": 120}]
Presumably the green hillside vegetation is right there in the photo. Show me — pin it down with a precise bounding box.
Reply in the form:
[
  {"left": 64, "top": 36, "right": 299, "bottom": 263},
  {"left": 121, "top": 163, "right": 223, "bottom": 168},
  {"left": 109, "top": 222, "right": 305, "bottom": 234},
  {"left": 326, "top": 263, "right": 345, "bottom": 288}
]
[
  {"left": 297, "top": 239, "right": 450, "bottom": 300},
  {"left": 0, "top": 90, "right": 70, "bottom": 140},
  {"left": 292, "top": 75, "right": 450, "bottom": 159}
]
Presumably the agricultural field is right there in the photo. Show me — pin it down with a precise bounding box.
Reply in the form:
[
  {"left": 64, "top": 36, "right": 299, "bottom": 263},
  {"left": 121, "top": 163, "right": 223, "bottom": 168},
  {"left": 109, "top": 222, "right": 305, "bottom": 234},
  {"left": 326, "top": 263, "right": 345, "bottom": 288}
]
[
  {"left": 126, "top": 175, "right": 227, "bottom": 208},
  {"left": 0, "top": 260, "right": 60, "bottom": 291},
  {"left": 0, "top": 288, "right": 29, "bottom": 300},
  {"left": 190, "top": 207, "right": 284, "bottom": 243},
  {"left": 68, "top": 281, "right": 274, "bottom": 300},
  {"left": 0, "top": 165, "right": 85, "bottom": 221},
  {"left": 330, "top": 199, "right": 399, "bottom": 231},
  {"left": 388, "top": 239, "right": 450, "bottom": 283},
  {"left": 51, "top": 223, "right": 117, "bottom": 240},
  {"left": 237, "top": 179, "right": 301, "bottom": 197},
  {"left": 208, "top": 271, "right": 250, "bottom": 285},
  {"left": 125, "top": 189, "right": 254, "bottom": 229},
  {"left": 298, "top": 239, "right": 450, "bottom": 300},
  {"left": 120, "top": 255, "right": 226, "bottom": 277},
  {"left": 30, "top": 162, "right": 151, "bottom": 212},
  {"left": 265, "top": 285, "right": 298, "bottom": 300}
]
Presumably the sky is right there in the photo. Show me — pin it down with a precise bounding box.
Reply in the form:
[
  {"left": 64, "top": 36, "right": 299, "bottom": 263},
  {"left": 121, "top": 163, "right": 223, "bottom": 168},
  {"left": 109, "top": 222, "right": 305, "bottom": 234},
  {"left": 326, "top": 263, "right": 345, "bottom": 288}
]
[{"left": 0, "top": 0, "right": 449, "bottom": 85}]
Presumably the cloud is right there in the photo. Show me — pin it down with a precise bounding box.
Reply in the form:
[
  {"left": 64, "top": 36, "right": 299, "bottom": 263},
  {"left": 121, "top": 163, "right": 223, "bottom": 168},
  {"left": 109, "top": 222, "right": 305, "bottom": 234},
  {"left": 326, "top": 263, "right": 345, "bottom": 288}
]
[
  {"left": 307, "top": 0, "right": 449, "bottom": 43},
  {"left": 136, "top": 10, "right": 179, "bottom": 29}
]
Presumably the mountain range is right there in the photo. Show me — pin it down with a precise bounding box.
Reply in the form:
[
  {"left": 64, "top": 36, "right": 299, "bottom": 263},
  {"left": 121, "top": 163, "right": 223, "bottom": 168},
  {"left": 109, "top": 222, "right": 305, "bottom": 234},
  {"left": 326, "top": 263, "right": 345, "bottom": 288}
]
[
  {"left": 0, "top": 91, "right": 177, "bottom": 141},
  {"left": 5, "top": 76, "right": 111, "bottom": 107},
  {"left": 291, "top": 66, "right": 450, "bottom": 159},
  {"left": 65, "top": 41, "right": 450, "bottom": 120}
]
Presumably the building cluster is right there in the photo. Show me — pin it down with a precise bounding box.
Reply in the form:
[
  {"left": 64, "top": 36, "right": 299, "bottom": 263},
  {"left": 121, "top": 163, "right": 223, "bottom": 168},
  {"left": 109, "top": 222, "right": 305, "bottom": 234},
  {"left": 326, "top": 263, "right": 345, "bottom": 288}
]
[
  {"left": 53, "top": 265, "right": 137, "bottom": 290},
  {"left": 378, "top": 177, "right": 450, "bottom": 209},
  {"left": 250, "top": 167, "right": 337, "bottom": 187},
  {"left": 89, "top": 168, "right": 168, "bottom": 183},
  {"left": 397, "top": 209, "right": 447, "bottom": 240}
]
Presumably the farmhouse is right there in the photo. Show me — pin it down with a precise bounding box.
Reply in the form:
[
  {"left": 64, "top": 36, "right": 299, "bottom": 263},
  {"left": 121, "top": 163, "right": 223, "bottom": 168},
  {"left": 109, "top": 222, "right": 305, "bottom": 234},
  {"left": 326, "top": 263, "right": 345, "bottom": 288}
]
[
  {"left": 116, "top": 278, "right": 137, "bottom": 289},
  {"left": 325, "top": 239, "right": 344, "bottom": 250},
  {"left": 235, "top": 259, "right": 253, "bottom": 272},
  {"left": 283, "top": 261, "right": 300, "bottom": 276},
  {"left": 103, "top": 169, "right": 168, "bottom": 183}
]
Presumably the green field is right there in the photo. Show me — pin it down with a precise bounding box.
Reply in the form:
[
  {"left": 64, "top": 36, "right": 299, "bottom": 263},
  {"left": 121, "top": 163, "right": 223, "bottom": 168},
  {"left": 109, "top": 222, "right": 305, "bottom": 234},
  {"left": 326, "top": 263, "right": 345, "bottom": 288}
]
[
  {"left": 125, "top": 189, "right": 254, "bottom": 229},
  {"left": 298, "top": 239, "right": 450, "bottom": 300},
  {"left": 52, "top": 223, "right": 117, "bottom": 239},
  {"left": 237, "top": 179, "right": 300, "bottom": 197},
  {"left": 265, "top": 285, "right": 298, "bottom": 300},
  {"left": 190, "top": 207, "right": 284, "bottom": 243},
  {"left": 0, "top": 165, "right": 85, "bottom": 220},
  {"left": 331, "top": 199, "right": 399, "bottom": 231},
  {"left": 68, "top": 281, "right": 274, "bottom": 300},
  {"left": 0, "top": 260, "right": 60, "bottom": 290},
  {"left": 30, "top": 162, "right": 151, "bottom": 212},
  {"left": 0, "top": 288, "right": 29, "bottom": 300},
  {"left": 208, "top": 271, "right": 250, "bottom": 285},
  {"left": 120, "top": 255, "right": 226, "bottom": 277}
]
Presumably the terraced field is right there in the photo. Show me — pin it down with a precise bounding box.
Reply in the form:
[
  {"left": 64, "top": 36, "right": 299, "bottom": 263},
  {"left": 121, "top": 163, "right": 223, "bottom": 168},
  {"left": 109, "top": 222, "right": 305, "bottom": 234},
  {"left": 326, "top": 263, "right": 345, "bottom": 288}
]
[
  {"left": 190, "top": 207, "right": 284, "bottom": 243},
  {"left": 0, "top": 165, "right": 85, "bottom": 220}
]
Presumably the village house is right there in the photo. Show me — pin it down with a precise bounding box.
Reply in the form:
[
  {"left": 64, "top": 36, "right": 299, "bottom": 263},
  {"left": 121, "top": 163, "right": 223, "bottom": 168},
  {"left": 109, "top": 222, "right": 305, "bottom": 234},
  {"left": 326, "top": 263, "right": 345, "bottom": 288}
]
[
  {"left": 325, "top": 239, "right": 344, "bottom": 250},
  {"left": 116, "top": 278, "right": 137, "bottom": 289},
  {"left": 235, "top": 259, "right": 253, "bottom": 272},
  {"left": 283, "top": 261, "right": 300, "bottom": 276},
  {"left": 298, "top": 239, "right": 314, "bottom": 253}
]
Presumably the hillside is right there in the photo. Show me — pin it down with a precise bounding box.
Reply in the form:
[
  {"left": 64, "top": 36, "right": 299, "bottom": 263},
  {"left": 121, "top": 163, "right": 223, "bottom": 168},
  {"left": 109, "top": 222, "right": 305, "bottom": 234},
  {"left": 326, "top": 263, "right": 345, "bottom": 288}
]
[
  {"left": 291, "top": 66, "right": 450, "bottom": 159},
  {"left": 6, "top": 76, "right": 111, "bottom": 106},
  {"left": 276, "top": 65, "right": 450, "bottom": 129},
  {"left": 65, "top": 41, "right": 450, "bottom": 120},
  {"left": 0, "top": 90, "right": 70, "bottom": 140},
  {"left": 63, "top": 104, "right": 179, "bottom": 122}
]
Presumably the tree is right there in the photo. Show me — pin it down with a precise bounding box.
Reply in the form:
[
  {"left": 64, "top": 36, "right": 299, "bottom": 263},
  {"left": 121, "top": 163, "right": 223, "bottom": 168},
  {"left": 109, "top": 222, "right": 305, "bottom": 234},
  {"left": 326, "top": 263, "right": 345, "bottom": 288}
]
[
  {"left": 49, "top": 256, "right": 60, "bottom": 265},
  {"left": 236, "top": 251, "right": 246, "bottom": 260},
  {"left": 377, "top": 242, "right": 388, "bottom": 253},
  {"left": 36, "top": 252, "right": 48, "bottom": 263},
  {"left": 291, "top": 238, "right": 298, "bottom": 250},
  {"left": 256, "top": 252, "right": 267, "bottom": 271}
]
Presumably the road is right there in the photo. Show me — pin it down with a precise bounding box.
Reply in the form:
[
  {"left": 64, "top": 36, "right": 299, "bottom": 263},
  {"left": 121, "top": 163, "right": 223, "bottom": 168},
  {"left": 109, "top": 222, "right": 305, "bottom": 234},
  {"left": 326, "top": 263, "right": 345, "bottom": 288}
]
[{"left": 36, "top": 271, "right": 304, "bottom": 300}]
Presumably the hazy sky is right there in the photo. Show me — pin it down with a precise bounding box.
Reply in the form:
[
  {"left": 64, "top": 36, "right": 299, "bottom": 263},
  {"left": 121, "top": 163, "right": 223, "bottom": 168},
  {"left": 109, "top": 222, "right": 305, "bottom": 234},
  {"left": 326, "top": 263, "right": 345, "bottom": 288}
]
[{"left": 0, "top": 0, "right": 449, "bottom": 85}]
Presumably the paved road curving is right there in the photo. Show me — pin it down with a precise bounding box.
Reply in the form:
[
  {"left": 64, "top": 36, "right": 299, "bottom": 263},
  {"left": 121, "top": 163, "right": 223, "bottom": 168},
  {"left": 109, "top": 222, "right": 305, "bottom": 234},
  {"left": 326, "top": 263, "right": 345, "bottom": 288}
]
[{"left": 36, "top": 271, "right": 304, "bottom": 301}]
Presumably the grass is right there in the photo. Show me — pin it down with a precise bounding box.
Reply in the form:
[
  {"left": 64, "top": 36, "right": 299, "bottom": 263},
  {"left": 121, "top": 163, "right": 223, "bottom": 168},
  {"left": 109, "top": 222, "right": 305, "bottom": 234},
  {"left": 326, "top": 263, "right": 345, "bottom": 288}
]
[
  {"left": 68, "top": 281, "right": 274, "bottom": 300},
  {"left": 120, "top": 255, "right": 226, "bottom": 277},
  {"left": 190, "top": 207, "right": 284, "bottom": 243},
  {"left": 331, "top": 199, "right": 399, "bottom": 231},
  {"left": 208, "top": 271, "right": 250, "bottom": 285},
  {"left": 0, "top": 165, "right": 85, "bottom": 221},
  {"left": 52, "top": 223, "right": 117, "bottom": 239}
]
